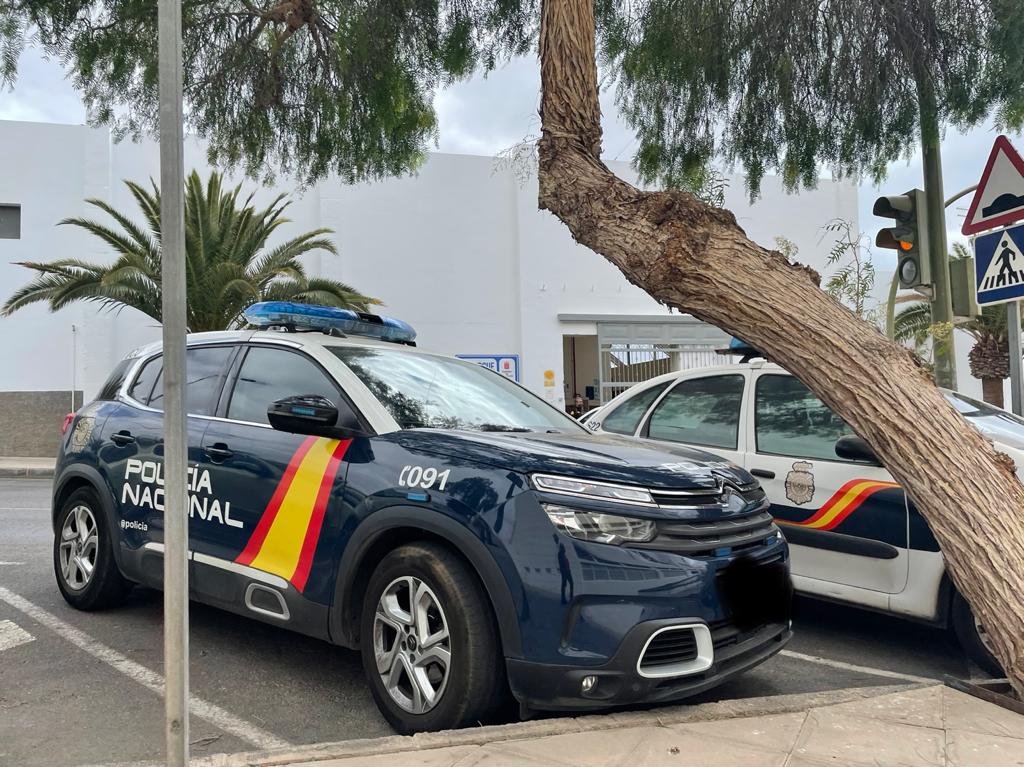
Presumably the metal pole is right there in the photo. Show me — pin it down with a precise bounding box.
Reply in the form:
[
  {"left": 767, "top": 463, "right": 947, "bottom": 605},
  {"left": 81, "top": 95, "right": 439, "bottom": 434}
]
[
  {"left": 71, "top": 325, "right": 77, "bottom": 411},
  {"left": 1009, "top": 302, "right": 1023, "bottom": 416},
  {"left": 917, "top": 76, "right": 957, "bottom": 390},
  {"left": 158, "top": 0, "right": 189, "bottom": 764}
]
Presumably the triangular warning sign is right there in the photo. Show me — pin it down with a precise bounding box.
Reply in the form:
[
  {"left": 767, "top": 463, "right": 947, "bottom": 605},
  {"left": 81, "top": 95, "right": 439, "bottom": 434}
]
[
  {"left": 979, "top": 233, "right": 1024, "bottom": 292},
  {"left": 963, "top": 136, "right": 1024, "bottom": 235}
]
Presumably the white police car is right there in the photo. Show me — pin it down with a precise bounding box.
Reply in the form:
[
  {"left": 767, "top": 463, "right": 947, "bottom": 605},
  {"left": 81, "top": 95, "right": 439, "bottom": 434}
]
[{"left": 582, "top": 347, "right": 1020, "bottom": 675}]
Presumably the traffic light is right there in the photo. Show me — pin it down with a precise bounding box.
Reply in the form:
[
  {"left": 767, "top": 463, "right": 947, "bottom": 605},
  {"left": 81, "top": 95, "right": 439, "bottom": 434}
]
[{"left": 874, "top": 189, "right": 930, "bottom": 289}]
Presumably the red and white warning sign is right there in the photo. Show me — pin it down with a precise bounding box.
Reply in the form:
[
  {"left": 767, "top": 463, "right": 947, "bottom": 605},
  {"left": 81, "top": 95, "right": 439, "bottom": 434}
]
[{"left": 962, "top": 135, "right": 1024, "bottom": 236}]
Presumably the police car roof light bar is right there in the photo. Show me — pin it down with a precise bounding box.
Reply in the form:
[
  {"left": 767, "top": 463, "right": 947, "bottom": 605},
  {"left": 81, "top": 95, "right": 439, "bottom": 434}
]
[
  {"left": 715, "top": 336, "right": 765, "bottom": 363},
  {"left": 243, "top": 302, "right": 417, "bottom": 345}
]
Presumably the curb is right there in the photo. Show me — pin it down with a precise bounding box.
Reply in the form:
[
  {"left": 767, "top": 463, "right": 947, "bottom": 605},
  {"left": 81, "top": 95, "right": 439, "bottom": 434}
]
[
  {"left": 186, "top": 683, "right": 925, "bottom": 767},
  {"left": 0, "top": 466, "right": 54, "bottom": 478}
]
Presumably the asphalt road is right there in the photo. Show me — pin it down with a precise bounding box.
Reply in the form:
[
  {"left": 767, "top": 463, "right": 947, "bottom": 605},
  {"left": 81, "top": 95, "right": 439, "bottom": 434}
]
[{"left": 0, "top": 479, "right": 981, "bottom": 766}]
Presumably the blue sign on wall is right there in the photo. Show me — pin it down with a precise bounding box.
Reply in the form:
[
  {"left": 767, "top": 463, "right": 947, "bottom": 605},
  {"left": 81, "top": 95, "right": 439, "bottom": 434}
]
[
  {"left": 975, "top": 223, "right": 1024, "bottom": 306},
  {"left": 455, "top": 354, "right": 520, "bottom": 382}
]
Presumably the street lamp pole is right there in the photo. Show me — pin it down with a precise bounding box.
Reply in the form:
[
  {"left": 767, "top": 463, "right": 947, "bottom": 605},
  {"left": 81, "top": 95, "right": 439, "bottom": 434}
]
[{"left": 157, "top": 0, "right": 189, "bottom": 764}]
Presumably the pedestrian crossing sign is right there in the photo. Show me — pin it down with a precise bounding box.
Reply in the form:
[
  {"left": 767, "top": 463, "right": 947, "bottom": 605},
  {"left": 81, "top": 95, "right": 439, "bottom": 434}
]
[{"left": 975, "top": 223, "right": 1024, "bottom": 306}]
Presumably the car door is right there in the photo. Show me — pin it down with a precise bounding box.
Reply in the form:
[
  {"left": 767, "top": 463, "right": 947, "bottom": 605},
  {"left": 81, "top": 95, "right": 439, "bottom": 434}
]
[
  {"left": 744, "top": 371, "right": 909, "bottom": 595},
  {"left": 193, "top": 343, "right": 358, "bottom": 604},
  {"left": 637, "top": 372, "right": 749, "bottom": 468},
  {"left": 105, "top": 345, "right": 234, "bottom": 585}
]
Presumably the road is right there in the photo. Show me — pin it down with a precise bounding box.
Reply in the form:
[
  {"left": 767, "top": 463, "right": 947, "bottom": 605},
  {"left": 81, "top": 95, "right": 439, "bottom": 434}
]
[{"left": 0, "top": 478, "right": 982, "bottom": 766}]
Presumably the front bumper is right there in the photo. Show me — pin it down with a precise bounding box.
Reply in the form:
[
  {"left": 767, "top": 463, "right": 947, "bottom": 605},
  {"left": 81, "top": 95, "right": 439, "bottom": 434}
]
[{"left": 507, "top": 619, "right": 791, "bottom": 712}]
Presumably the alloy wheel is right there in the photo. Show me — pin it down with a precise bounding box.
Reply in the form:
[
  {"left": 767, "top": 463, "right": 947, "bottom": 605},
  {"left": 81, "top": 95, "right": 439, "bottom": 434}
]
[
  {"left": 372, "top": 576, "right": 452, "bottom": 714},
  {"left": 59, "top": 505, "right": 99, "bottom": 591}
]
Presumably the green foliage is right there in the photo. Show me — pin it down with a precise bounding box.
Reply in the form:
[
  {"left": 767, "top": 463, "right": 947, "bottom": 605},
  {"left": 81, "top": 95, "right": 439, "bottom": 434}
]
[
  {"left": 3, "top": 1, "right": 536, "bottom": 185},
  {"left": 595, "top": 0, "right": 1024, "bottom": 196},
  {"left": 1, "top": 170, "right": 378, "bottom": 331},
  {"left": 822, "top": 220, "right": 875, "bottom": 319}
]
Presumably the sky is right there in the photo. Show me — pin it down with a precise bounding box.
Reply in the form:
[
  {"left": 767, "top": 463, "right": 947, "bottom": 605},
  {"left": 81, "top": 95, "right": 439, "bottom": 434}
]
[{"left": 2, "top": 44, "right": 1019, "bottom": 273}]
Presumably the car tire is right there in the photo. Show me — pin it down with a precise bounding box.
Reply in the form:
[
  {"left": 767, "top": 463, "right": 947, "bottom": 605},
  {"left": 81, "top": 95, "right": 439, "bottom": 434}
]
[
  {"left": 359, "top": 541, "right": 507, "bottom": 734},
  {"left": 53, "top": 486, "right": 132, "bottom": 610},
  {"left": 951, "top": 591, "right": 1004, "bottom": 678}
]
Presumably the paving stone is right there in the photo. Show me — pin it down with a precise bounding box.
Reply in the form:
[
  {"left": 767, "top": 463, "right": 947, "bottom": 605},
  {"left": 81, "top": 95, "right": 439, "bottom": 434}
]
[
  {"left": 288, "top": 745, "right": 480, "bottom": 767},
  {"left": 790, "top": 708, "right": 945, "bottom": 767},
  {"left": 821, "top": 685, "right": 945, "bottom": 730},
  {"left": 946, "top": 728, "right": 1024, "bottom": 766},
  {"left": 670, "top": 711, "right": 808, "bottom": 754},
  {"left": 942, "top": 686, "right": 1024, "bottom": 739},
  {"left": 479, "top": 726, "right": 662, "bottom": 767}
]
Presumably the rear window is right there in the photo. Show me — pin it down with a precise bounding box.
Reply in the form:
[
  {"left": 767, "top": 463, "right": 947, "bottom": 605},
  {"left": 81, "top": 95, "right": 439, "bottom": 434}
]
[{"left": 96, "top": 358, "right": 135, "bottom": 401}]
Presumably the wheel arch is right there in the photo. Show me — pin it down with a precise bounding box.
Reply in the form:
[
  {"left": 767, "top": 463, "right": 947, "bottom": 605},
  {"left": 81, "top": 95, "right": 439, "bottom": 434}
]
[{"left": 330, "top": 507, "right": 523, "bottom": 659}]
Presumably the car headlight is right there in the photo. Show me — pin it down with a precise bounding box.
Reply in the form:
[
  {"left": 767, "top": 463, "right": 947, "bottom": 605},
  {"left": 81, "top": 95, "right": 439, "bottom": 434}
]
[
  {"left": 543, "top": 503, "right": 656, "bottom": 545},
  {"left": 531, "top": 474, "right": 655, "bottom": 506}
]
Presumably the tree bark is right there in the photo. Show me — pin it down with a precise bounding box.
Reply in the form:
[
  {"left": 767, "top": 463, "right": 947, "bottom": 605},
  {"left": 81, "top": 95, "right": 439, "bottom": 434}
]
[
  {"left": 537, "top": 0, "right": 1024, "bottom": 694},
  {"left": 982, "top": 378, "right": 1006, "bottom": 409}
]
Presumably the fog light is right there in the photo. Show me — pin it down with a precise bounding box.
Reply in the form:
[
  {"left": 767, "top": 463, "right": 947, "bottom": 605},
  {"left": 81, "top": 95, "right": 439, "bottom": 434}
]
[{"left": 581, "top": 675, "right": 597, "bottom": 693}]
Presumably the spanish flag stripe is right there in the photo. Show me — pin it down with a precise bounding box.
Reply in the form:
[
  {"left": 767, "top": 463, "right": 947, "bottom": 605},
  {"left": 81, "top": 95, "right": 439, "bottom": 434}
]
[
  {"left": 290, "top": 439, "right": 351, "bottom": 592},
  {"left": 781, "top": 479, "right": 900, "bottom": 530},
  {"left": 804, "top": 482, "right": 893, "bottom": 530},
  {"left": 798, "top": 479, "right": 872, "bottom": 526},
  {"left": 246, "top": 438, "right": 341, "bottom": 581},
  {"left": 236, "top": 435, "right": 318, "bottom": 566}
]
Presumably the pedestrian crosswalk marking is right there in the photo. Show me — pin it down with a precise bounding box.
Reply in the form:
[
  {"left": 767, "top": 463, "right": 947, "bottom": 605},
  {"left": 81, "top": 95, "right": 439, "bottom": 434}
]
[
  {"left": 0, "top": 619, "right": 34, "bottom": 652},
  {"left": 979, "top": 234, "right": 1024, "bottom": 291}
]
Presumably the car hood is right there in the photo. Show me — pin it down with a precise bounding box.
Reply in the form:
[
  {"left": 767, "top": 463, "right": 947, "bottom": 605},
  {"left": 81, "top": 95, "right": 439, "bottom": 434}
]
[{"left": 391, "top": 428, "right": 754, "bottom": 490}]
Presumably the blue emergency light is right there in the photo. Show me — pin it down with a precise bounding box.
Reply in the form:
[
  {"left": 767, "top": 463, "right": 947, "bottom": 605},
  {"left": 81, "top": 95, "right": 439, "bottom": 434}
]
[
  {"left": 716, "top": 336, "right": 763, "bottom": 361},
  {"left": 243, "top": 301, "right": 417, "bottom": 344}
]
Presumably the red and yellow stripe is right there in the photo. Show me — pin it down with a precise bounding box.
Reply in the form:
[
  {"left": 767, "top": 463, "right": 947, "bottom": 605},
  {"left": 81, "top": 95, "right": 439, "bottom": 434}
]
[
  {"left": 236, "top": 436, "right": 351, "bottom": 592},
  {"left": 777, "top": 478, "right": 899, "bottom": 531}
]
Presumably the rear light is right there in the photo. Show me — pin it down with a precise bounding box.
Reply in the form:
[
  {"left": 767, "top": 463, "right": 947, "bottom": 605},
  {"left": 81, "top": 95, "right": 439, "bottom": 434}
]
[{"left": 61, "top": 413, "right": 75, "bottom": 435}]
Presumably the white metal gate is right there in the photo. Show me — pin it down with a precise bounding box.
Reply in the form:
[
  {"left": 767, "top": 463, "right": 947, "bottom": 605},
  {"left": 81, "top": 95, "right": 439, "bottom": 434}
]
[{"left": 596, "top": 319, "right": 731, "bottom": 403}]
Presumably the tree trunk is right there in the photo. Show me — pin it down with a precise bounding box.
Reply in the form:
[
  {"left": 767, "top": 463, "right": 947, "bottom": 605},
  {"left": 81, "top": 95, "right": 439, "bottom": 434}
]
[
  {"left": 536, "top": 0, "right": 1024, "bottom": 694},
  {"left": 982, "top": 378, "right": 1006, "bottom": 409}
]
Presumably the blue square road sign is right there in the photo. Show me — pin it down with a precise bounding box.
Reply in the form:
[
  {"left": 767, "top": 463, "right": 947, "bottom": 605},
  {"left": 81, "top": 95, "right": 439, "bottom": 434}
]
[{"left": 975, "top": 223, "right": 1024, "bottom": 307}]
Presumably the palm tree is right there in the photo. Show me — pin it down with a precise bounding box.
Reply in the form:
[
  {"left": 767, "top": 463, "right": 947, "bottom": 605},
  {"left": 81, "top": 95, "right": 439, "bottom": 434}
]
[
  {"left": 893, "top": 244, "right": 1014, "bottom": 407},
  {"left": 2, "top": 171, "right": 378, "bottom": 331}
]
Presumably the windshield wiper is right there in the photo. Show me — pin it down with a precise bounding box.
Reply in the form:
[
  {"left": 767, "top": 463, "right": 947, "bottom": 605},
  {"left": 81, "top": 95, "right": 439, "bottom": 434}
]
[{"left": 477, "top": 424, "right": 533, "bottom": 432}]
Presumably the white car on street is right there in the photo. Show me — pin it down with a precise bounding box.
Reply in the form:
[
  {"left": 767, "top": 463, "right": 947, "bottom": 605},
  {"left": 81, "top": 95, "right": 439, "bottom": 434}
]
[{"left": 582, "top": 354, "right": 1023, "bottom": 674}]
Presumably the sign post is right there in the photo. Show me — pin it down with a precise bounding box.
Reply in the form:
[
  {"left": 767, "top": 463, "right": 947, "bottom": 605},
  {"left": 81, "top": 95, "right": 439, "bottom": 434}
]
[
  {"left": 157, "top": 0, "right": 190, "bottom": 764},
  {"left": 965, "top": 136, "right": 1024, "bottom": 415}
]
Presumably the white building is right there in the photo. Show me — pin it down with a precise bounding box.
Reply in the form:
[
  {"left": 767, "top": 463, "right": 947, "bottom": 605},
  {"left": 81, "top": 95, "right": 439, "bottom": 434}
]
[{"left": 0, "top": 120, "right": 859, "bottom": 454}]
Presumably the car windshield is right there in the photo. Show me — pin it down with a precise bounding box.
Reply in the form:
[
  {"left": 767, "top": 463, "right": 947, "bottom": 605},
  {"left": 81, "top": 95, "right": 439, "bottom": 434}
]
[
  {"left": 943, "top": 389, "right": 1024, "bottom": 450},
  {"left": 329, "top": 346, "right": 584, "bottom": 433}
]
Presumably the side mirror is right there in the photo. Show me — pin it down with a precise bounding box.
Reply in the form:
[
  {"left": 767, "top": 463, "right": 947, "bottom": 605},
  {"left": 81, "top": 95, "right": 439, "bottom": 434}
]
[
  {"left": 835, "top": 434, "right": 881, "bottom": 465},
  {"left": 267, "top": 395, "right": 362, "bottom": 438}
]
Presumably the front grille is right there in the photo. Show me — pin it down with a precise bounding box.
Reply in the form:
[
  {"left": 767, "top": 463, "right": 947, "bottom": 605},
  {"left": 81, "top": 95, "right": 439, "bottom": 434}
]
[
  {"left": 632, "top": 479, "right": 775, "bottom": 557},
  {"left": 639, "top": 627, "right": 699, "bottom": 673}
]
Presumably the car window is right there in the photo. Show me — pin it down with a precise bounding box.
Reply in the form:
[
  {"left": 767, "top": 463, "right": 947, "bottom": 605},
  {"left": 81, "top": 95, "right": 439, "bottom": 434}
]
[
  {"left": 328, "top": 346, "right": 583, "bottom": 432},
  {"left": 128, "top": 356, "right": 161, "bottom": 404},
  {"left": 145, "top": 346, "right": 233, "bottom": 416},
  {"left": 601, "top": 382, "right": 670, "bottom": 435},
  {"left": 97, "top": 358, "right": 134, "bottom": 401},
  {"left": 755, "top": 374, "right": 853, "bottom": 460},
  {"left": 646, "top": 375, "right": 744, "bottom": 449},
  {"left": 228, "top": 346, "right": 340, "bottom": 425}
]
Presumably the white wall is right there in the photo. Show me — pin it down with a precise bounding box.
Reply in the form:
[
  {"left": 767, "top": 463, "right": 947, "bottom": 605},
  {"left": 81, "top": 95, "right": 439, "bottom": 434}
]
[{"left": 0, "top": 120, "right": 859, "bottom": 405}]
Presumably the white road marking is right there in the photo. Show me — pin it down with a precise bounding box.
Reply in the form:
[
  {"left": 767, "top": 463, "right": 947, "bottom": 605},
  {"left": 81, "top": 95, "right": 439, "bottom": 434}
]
[
  {"left": 0, "top": 561, "right": 25, "bottom": 566},
  {"left": 780, "top": 649, "right": 939, "bottom": 684},
  {"left": 0, "top": 619, "right": 34, "bottom": 651},
  {"left": 0, "top": 587, "right": 292, "bottom": 751}
]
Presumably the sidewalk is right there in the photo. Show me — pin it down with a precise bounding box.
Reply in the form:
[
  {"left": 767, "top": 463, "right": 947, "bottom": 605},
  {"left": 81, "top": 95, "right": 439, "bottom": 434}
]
[
  {"left": 0, "top": 457, "right": 54, "bottom": 478},
  {"left": 190, "top": 683, "right": 1024, "bottom": 767}
]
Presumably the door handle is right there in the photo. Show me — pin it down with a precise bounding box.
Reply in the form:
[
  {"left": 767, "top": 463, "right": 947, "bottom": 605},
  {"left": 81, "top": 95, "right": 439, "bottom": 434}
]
[
  {"left": 204, "top": 443, "right": 233, "bottom": 462},
  {"left": 750, "top": 468, "right": 776, "bottom": 480},
  {"left": 110, "top": 430, "right": 136, "bottom": 446}
]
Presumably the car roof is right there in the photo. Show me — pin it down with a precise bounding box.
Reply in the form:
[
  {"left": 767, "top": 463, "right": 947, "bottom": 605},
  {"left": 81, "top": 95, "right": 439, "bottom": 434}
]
[{"left": 125, "top": 328, "right": 450, "bottom": 362}]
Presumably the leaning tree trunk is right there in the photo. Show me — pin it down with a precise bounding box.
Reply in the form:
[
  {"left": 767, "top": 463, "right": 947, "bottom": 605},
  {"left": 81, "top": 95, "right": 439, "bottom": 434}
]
[{"left": 537, "top": 0, "right": 1024, "bottom": 693}]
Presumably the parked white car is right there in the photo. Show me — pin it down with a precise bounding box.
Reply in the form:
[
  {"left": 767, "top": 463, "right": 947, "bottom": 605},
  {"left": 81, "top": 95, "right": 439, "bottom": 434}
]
[{"left": 582, "top": 356, "right": 1023, "bottom": 674}]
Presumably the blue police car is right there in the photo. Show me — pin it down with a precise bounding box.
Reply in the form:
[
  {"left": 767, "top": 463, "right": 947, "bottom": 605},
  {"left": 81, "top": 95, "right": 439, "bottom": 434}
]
[{"left": 52, "top": 303, "right": 791, "bottom": 733}]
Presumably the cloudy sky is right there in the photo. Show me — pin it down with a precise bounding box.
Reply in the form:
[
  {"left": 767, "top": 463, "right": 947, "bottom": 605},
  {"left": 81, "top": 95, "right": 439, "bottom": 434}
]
[{"left": 3, "top": 44, "right": 1018, "bottom": 271}]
